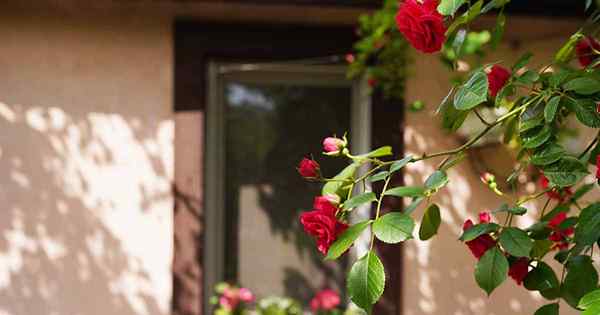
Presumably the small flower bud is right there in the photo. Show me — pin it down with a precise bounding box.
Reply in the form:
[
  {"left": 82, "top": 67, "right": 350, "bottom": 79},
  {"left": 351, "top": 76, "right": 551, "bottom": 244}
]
[
  {"left": 322, "top": 137, "right": 346, "bottom": 156},
  {"left": 298, "top": 158, "right": 320, "bottom": 180},
  {"left": 345, "top": 53, "right": 355, "bottom": 64}
]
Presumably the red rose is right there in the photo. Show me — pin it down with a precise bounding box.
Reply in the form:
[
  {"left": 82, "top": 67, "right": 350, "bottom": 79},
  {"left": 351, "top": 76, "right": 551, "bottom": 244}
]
[
  {"left": 310, "top": 289, "right": 341, "bottom": 311},
  {"left": 298, "top": 157, "right": 320, "bottom": 179},
  {"left": 576, "top": 36, "right": 600, "bottom": 67},
  {"left": 396, "top": 0, "right": 447, "bottom": 53},
  {"left": 368, "top": 77, "right": 377, "bottom": 87},
  {"left": 508, "top": 258, "right": 530, "bottom": 285},
  {"left": 478, "top": 211, "right": 491, "bottom": 224},
  {"left": 596, "top": 154, "right": 600, "bottom": 181},
  {"left": 462, "top": 219, "right": 496, "bottom": 259},
  {"left": 547, "top": 212, "right": 574, "bottom": 250},
  {"left": 322, "top": 137, "right": 345, "bottom": 154},
  {"left": 539, "top": 174, "right": 572, "bottom": 203},
  {"left": 300, "top": 197, "right": 348, "bottom": 254},
  {"left": 487, "top": 65, "right": 511, "bottom": 98}
]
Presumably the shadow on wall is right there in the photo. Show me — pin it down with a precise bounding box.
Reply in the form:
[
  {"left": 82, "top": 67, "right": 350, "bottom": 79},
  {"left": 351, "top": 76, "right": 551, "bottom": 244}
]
[{"left": 0, "top": 102, "right": 173, "bottom": 315}]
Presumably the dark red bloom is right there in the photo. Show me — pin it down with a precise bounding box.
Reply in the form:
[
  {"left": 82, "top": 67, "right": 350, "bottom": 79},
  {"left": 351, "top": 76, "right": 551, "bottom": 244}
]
[
  {"left": 487, "top": 65, "right": 511, "bottom": 98},
  {"left": 310, "top": 289, "right": 341, "bottom": 311},
  {"left": 368, "top": 77, "right": 377, "bottom": 87},
  {"left": 298, "top": 158, "right": 320, "bottom": 179},
  {"left": 508, "top": 258, "right": 530, "bottom": 285},
  {"left": 479, "top": 212, "right": 491, "bottom": 224},
  {"left": 547, "top": 212, "right": 574, "bottom": 250},
  {"left": 576, "top": 36, "right": 600, "bottom": 67},
  {"left": 396, "top": 0, "right": 447, "bottom": 53},
  {"left": 300, "top": 197, "right": 348, "bottom": 255},
  {"left": 539, "top": 174, "right": 572, "bottom": 203},
  {"left": 596, "top": 154, "right": 600, "bottom": 181},
  {"left": 462, "top": 219, "right": 496, "bottom": 259}
]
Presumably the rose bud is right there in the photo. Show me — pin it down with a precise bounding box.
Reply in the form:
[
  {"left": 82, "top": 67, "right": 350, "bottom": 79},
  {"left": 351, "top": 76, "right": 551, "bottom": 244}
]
[
  {"left": 322, "top": 137, "right": 346, "bottom": 156},
  {"left": 298, "top": 157, "right": 320, "bottom": 180},
  {"left": 345, "top": 53, "right": 355, "bottom": 64},
  {"left": 596, "top": 154, "right": 600, "bottom": 182},
  {"left": 487, "top": 65, "right": 511, "bottom": 98},
  {"left": 576, "top": 36, "right": 600, "bottom": 67},
  {"left": 396, "top": 0, "right": 446, "bottom": 53},
  {"left": 480, "top": 172, "right": 503, "bottom": 195}
]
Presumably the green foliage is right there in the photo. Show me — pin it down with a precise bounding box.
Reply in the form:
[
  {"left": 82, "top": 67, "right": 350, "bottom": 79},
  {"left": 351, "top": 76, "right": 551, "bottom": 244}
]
[
  {"left": 574, "top": 202, "right": 600, "bottom": 247},
  {"left": 322, "top": 163, "right": 358, "bottom": 196},
  {"left": 454, "top": 70, "right": 489, "bottom": 110},
  {"left": 343, "top": 192, "right": 377, "bottom": 210},
  {"left": 384, "top": 186, "right": 425, "bottom": 197},
  {"left": 373, "top": 212, "right": 415, "bottom": 243},
  {"left": 347, "top": 251, "right": 385, "bottom": 313},
  {"left": 419, "top": 204, "right": 441, "bottom": 241},
  {"left": 475, "top": 247, "right": 508, "bottom": 295},
  {"left": 533, "top": 303, "right": 559, "bottom": 315},
  {"left": 541, "top": 157, "right": 589, "bottom": 188},
  {"left": 561, "top": 256, "right": 599, "bottom": 309},
  {"left": 524, "top": 262, "right": 559, "bottom": 292},
  {"left": 424, "top": 170, "right": 449, "bottom": 192},
  {"left": 460, "top": 223, "right": 500, "bottom": 241},
  {"left": 326, "top": 221, "right": 372, "bottom": 260},
  {"left": 498, "top": 227, "right": 533, "bottom": 257},
  {"left": 389, "top": 155, "right": 413, "bottom": 173}
]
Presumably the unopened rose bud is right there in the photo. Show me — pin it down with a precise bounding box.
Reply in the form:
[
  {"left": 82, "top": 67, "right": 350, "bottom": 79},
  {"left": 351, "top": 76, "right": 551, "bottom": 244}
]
[
  {"left": 345, "top": 53, "right": 355, "bottom": 64},
  {"left": 479, "top": 212, "right": 491, "bottom": 223},
  {"left": 481, "top": 172, "right": 503, "bottom": 195},
  {"left": 322, "top": 137, "right": 346, "bottom": 156},
  {"left": 298, "top": 157, "right": 320, "bottom": 180}
]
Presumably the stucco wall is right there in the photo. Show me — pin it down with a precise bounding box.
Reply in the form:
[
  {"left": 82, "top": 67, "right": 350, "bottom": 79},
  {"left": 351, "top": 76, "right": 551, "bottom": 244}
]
[
  {"left": 402, "top": 17, "right": 587, "bottom": 315},
  {"left": 0, "top": 12, "right": 174, "bottom": 315}
]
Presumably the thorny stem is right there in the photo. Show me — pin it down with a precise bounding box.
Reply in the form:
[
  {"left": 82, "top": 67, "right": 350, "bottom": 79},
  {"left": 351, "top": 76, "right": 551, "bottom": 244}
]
[{"left": 369, "top": 175, "right": 392, "bottom": 251}]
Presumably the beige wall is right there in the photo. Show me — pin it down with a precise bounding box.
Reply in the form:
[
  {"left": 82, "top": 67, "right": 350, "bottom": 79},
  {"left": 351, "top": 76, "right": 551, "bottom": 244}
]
[
  {"left": 403, "top": 16, "right": 587, "bottom": 315},
  {"left": 0, "top": 12, "right": 174, "bottom": 315}
]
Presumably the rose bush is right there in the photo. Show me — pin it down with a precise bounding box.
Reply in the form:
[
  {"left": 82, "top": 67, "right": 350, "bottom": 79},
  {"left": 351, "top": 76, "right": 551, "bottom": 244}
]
[{"left": 296, "top": 1, "right": 600, "bottom": 314}]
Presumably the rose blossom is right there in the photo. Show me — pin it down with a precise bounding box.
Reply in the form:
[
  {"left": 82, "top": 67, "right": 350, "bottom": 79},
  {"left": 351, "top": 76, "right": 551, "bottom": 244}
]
[
  {"left": 596, "top": 154, "right": 600, "bottom": 181},
  {"left": 298, "top": 157, "right": 320, "bottom": 179},
  {"left": 310, "top": 289, "right": 341, "bottom": 311},
  {"left": 547, "top": 212, "right": 574, "bottom": 250},
  {"left": 300, "top": 197, "right": 348, "bottom": 254},
  {"left": 322, "top": 137, "right": 345, "bottom": 154},
  {"left": 508, "top": 258, "right": 530, "bottom": 285},
  {"left": 396, "top": 0, "right": 446, "bottom": 53},
  {"left": 539, "top": 174, "right": 572, "bottom": 203},
  {"left": 462, "top": 218, "right": 496, "bottom": 259},
  {"left": 487, "top": 65, "right": 511, "bottom": 98},
  {"left": 238, "top": 287, "right": 255, "bottom": 303},
  {"left": 576, "top": 36, "right": 600, "bottom": 67}
]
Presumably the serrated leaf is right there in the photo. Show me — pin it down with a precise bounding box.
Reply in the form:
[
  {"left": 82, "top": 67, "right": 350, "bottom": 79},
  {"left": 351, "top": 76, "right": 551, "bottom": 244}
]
[
  {"left": 521, "top": 125, "right": 552, "bottom": 149},
  {"left": 575, "top": 202, "right": 600, "bottom": 247},
  {"left": 563, "top": 77, "right": 600, "bottom": 95},
  {"left": 373, "top": 212, "right": 415, "bottom": 244},
  {"left": 460, "top": 223, "right": 500, "bottom": 241},
  {"left": 499, "top": 227, "right": 533, "bottom": 257},
  {"left": 579, "top": 289, "right": 600, "bottom": 309},
  {"left": 570, "top": 99, "right": 600, "bottom": 128},
  {"left": 347, "top": 251, "right": 385, "bottom": 312},
  {"left": 531, "top": 143, "right": 565, "bottom": 166},
  {"left": 542, "top": 157, "right": 589, "bottom": 187},
  {"left": 343, "top": 192, "right": 377, "bottom": 211},
  {"left": 419, "top": 204, "right": 441, "bottom": 241},
  {"left": 322, "top": 163, "right": 359, "bottom": 196},
  {"left": 544, "top": 96, "right": 561, "bottom": 123},
  {"left": 562, "top": 255, "right": 599, "bottom": 309},
  {"left": 440, "top": 94, "right": 469, "bottom": 131},
  {"left": 326, "top": 220, "right": 371, "bottom": 260},
  {"left": 475, "top": 247, "right": 508, "bottom": 295},
  {"left": 533, "top": 303, "right": 559, "bottom": 315},
  {"left": 454, "top": 70, "right": 489, "bottom": 110},
  {"left": 369, "top": 171, "right": 388, "bottom": 183},
  {"left": 425, "top": 170, "right": 449, "bottom": 191},
  {"left": 390, "top": 155, "right": 413, "bottom": 173},
  {"left": 524, "top": 262, "right": 559, "bottom": 292},
  {"left": 384, "top": 186, "right": 425, "bottom": 198},
  {"left": 437, "top": 0, "right": 466, "bottom": 16}
]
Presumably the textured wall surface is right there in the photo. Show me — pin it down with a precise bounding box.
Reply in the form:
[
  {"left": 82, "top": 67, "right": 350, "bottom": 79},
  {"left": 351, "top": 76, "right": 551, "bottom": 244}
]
[{"left": 0, "top": 12, "right": 174, "bottom": 315}]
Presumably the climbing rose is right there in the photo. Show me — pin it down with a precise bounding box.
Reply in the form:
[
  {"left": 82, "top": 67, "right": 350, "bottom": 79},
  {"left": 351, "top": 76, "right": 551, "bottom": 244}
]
[
  {"left": 322, "top": 137, "right": 345, "bottom": 154},
  {"left": 462, "top": 218, "right": 496, "bottom": 259},
  {"left": 310, "top": 289, "right": 341, "bottom": 311},
  {"left": 508, "top": 258, "right": 530, "bottom": 285},
  {"left": 539, "top": 174, "right": 572, "bottom": 203},
  {"left": 487, "top": 65, "right": 511, "bottom": 98},
  {"left": 547, "top": 212, "right": 574, "bottom": 250},
  {"left": 300, "top": 197, "right": 348, "bottom": 254},
  {"left": 396, "top": 0, "right": 446, "bottom": 53},
  {"left": 576, "top": 36, "right": 600, "bottom": 67},
  {"left": 298, "top": 158, "right": 320, "bottom": 179}
]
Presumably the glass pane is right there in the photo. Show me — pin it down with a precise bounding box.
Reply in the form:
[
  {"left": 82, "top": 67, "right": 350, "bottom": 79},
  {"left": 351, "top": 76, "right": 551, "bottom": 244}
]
[{"left": 223, "top": 79, "right": 351, "bottom": 305}]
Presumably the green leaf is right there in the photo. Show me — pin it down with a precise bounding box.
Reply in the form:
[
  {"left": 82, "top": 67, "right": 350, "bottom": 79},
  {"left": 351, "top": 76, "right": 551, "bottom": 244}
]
[
  {"left": 563, "top": 77, "right": 600, "bottom": 95},
  {"left": 530, "top": 239, "right": 553, "bottom": 259},
  {"left": 459, "top": 223, "right": 500, "bottom": 241},
  {"left": 494, "top": 204, "right": 527, "bottom": 216},
  {"left": 347, "top": 251, "right": 385, "bottom": 312},
  {"left": 555, "top": 32, "right": 583, "bottom": 64},
  {"left": 405, "top": 197, "right": 424, "bottom": 215},
  {"left": 440, "top": 95, "right": 469, "bottom": 131},
  {"left": 570, "top": 99, "right": 600, "bottom": 128},
  {"left": 519, "top": 102, "right": 544, "bottom": 132},
  {"left": 562, "top": 255, "right": 599, "bottom": 309},
  {"left": 369, "top": 171, "right": 388, "bottom": 183},
  {"left": 575, "top": 202, "right": 600, "bottom": 247},
  {"left": 544, "top": 96, "right": 561, "bottom": 123},
  {"left": 475, "top": 247, "right": 508, "bottom": 295},
  {"left": 389, "top": 155, "right": 413, "bottom": 174},
  {"left": 527, "top": 222, "right": 553, "bottom": 240},
  {"left": 343, "top": 192, "right": 377, "bottom": 211},
  {"left": 373, "top": 212, "right": 415, "bottom": 244},
  {"left": 524, "top": 262, "right": 559, "bottom": 292},
  {"left": 533, "top": 303, "right": 559, "bottom": 315},
  {"left": 322, "top": 163, "right": 358, "bottom": 195},
  {"left": 419, "top": 204, "right": 441, "bottom": 241},
  {"left": 542, "top": 157, "right": 589, "bottom": 188},
  {"left": 583, "top": 304, "right": 600, "bottom": 315},
  {"left": 521, "top": 125, "right": 552, "bottom": 149},
  {"left": 437, "top": 0, "right": 466, "bottom": 16},
  {"left": 454, "top": 70, "right": 489, "bottom": 110},
  {"left": 513, "top": 52, "right": 533, "bottom": 72},
  {"left": 490, "top": 11, "right": 505, "bottom": 49},
  {"left": 358, "top": 146, "right": 393, "bottom": 158},
  {"left": 516, "top": 70, "right": 539, "bottom": 85},
  {"left": 424, "top": 170, "right": 449, "bottom": 191},
  {"left": 579, "top": 289, "right": 600, "bottom": 309},
  {"left": 384, "top": 186, "right": 425, "bottom": 198},
  {"left": 326, "top": 220, "right": 371, "bottom": 260},
  {"left": 498, "top": 227, "right": 533, "bottom": 257},
  {"left": 531, "top": 143, "right": 565, "bottom": 166}
]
